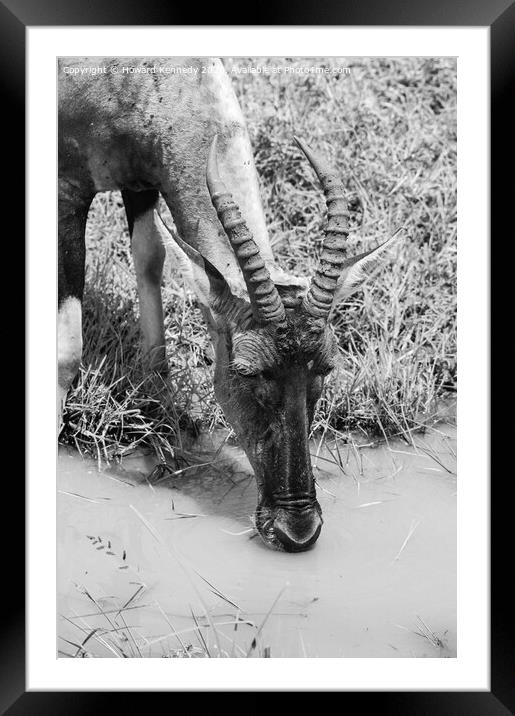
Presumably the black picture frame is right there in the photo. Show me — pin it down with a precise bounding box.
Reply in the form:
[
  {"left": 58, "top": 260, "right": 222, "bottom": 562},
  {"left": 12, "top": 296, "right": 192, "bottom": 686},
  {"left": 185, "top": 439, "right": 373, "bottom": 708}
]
[{"left": 6, "top": 0, "right": 512, "bottom": 712}]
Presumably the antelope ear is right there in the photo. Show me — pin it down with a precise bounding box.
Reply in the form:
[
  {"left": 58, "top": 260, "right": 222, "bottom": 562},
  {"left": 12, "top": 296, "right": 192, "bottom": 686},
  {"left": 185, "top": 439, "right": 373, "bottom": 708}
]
[
  {"left": 154, "top": 211, "right": 250, "bottom": 326},
  {"left": 333, "top": 231, "right": 405, "bottom": 304}
]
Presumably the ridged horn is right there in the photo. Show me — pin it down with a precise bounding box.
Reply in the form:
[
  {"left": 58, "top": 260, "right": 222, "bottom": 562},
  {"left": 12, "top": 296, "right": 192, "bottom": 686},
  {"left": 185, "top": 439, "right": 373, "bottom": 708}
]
[
  {"left": 206, "top": 135, "right": 286, "bottom": 326},
  {"left": 294, "top": 136, "right": 350, "bottom": 319}
]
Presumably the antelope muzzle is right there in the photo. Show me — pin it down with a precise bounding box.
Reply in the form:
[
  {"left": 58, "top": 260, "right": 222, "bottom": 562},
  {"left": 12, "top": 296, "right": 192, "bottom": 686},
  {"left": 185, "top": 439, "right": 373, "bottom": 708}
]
[{"left": 255, "top": 491, "right": 323, "bottom": 552}]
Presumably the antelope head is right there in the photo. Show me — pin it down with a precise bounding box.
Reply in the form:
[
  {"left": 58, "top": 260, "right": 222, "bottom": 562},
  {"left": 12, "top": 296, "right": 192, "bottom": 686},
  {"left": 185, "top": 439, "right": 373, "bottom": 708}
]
[{"left": 158, "top": 136, "right": 401, "bottom": 552}]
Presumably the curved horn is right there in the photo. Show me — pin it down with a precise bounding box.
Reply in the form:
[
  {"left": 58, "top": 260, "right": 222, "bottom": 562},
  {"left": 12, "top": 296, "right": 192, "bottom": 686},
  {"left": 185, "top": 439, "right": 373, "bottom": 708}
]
[
  {"left": 294, "top": 136, "right": 350, "bottom": 319},
  {"left": 206, "top": 135, "right": 286, "bottom": 326}
]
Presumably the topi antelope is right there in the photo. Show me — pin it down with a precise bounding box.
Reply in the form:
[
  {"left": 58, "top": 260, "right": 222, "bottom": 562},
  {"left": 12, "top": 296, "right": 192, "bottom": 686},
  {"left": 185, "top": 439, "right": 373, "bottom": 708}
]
[{"left": 58, "top": 57, "right": 401, "bottom": 552}]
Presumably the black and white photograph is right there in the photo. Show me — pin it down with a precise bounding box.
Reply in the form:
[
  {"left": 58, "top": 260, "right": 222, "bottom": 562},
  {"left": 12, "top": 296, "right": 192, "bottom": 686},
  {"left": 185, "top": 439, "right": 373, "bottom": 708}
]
[{"left": 56, "top": 55, "right": 458, "bottom": 660}]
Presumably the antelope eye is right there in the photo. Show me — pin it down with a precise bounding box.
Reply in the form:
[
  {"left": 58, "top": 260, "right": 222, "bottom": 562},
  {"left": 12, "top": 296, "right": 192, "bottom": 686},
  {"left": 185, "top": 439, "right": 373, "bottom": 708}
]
[
  {"left": 231, "top": 360, "right": 259, "bottom": 378},
  {"left": 319, "top": 362, "right": 335, "bottom": 377},
  {"left": 261, "top": 369, "right": 275, "bottom": 381},
  {"left": 308, "top": 357, "right": 335, "bottom": 377}
]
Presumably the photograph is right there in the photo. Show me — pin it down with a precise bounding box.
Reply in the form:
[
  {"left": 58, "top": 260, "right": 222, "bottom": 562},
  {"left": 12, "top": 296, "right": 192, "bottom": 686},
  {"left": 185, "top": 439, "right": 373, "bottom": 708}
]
[{"left": 56, "top": 55, "right": 457, "bottom": 659}]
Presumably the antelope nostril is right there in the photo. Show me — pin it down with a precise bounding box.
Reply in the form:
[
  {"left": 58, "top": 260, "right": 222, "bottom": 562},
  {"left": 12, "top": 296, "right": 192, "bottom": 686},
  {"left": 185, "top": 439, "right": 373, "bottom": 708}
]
[{"left": 273, "top": 508, "right": 323, "bottom": 552}]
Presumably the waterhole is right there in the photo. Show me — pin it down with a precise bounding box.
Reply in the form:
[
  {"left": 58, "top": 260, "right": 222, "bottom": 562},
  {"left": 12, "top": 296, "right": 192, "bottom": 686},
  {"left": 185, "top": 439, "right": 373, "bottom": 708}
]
[{"left": 57, "top": 425, "right": 456, "bottom": 658}]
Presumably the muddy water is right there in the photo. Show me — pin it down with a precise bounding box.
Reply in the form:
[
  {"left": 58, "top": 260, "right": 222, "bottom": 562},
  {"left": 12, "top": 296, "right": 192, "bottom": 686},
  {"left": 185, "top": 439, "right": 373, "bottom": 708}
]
[{"left": 57, "top": 425, "right": 456, "bottom": 658}]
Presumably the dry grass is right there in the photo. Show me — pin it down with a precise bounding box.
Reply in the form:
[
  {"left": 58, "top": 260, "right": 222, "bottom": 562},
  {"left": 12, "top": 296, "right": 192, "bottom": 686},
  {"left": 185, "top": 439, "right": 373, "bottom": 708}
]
[{"left": 59, "top": 56, "right": 456, "bottom": 462}]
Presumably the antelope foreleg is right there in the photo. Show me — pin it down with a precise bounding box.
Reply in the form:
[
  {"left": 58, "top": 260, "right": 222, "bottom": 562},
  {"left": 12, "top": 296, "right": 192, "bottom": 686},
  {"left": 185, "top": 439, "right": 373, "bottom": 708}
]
[{"left": 123, "top": 189, "right": 167, "bottom": 375}]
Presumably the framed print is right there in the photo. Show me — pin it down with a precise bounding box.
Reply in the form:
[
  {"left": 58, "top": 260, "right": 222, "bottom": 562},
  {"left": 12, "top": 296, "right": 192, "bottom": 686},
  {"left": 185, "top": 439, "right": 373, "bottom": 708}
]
[{"left": 5, "top": 0, "right": 511, "bottom": 710}]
